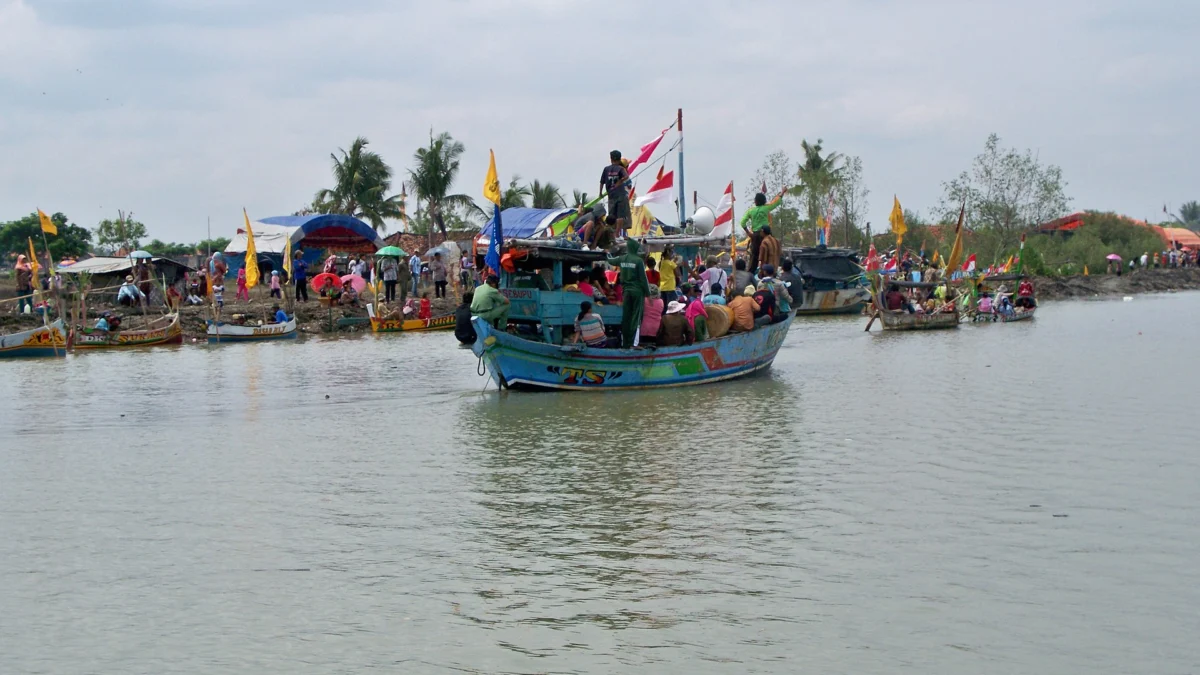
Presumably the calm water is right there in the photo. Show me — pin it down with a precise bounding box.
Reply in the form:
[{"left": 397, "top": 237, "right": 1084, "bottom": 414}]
[{"left": 2, "top": 294, "right": 1198, "bottom": 674}]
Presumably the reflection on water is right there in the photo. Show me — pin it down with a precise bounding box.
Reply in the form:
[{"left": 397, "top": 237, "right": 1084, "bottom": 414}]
[{"left": 2, "top": 295, "right": 1199, "bottom": 673}]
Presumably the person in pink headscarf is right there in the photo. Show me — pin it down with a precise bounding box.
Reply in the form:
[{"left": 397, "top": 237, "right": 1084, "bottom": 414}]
[
  {"left": 323, "top": 255, "right": 338, "bottom": 275},
  {"left": 236, "top": 268, "right": 250, "bottom": 301},
  {"left": 684, "top": 285, "right": 709, "bottom": 341}
]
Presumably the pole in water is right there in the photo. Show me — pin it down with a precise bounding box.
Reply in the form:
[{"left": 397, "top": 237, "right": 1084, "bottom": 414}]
[{"left": 677, "top": 108, "right": 685, "bottom": 227}]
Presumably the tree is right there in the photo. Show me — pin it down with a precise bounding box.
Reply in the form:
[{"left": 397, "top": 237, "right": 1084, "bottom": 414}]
[
  {"left": 196, "top": 238, "right": 231, "bottom": 255},
  {"left": 500, "top": 175, "right": 531, "bottom": 209},
  {"left": 313, "top": 136, "right": 405, "bottom": 232},
  {"left": 0, "top": 212, "right": 92, "bottom": 261},
  {"left": 831, "top": 155, "right": 870, "bottom": 248},
  {"left": 570, "top": 189, "right": 588, "bottom": 208},
  {"left": 529, "top": 180, "right": 566, "bottom": 209},
  {"left": 144, "top": 239, "right": 195, "bottom": 257},
  {"left": 95, "top": 211, "right": 148, "bottom": 254},
  {"left": 408, "top": 130, "right": 483, "bottom": 240},
  {"left": 788, "top": 139, "right": 845, "bottom": 243},
  {"left": 938, "top": 133, "right": 1070, "bottom": 247},
  {"left": 1176, "top": 200, "right": 1200, "bottom": 229}
]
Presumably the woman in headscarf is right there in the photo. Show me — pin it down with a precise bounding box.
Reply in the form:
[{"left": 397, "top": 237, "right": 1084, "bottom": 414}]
[
  {"left": 14, "top": 254, "right": 33, "bottom": 313},
  {"left": 323, "top": 255, "right": 338, "bottom": 275}
]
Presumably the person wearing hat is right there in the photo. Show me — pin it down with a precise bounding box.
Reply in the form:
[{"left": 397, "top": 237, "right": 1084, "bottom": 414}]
[
  {"left": 269, "top": 270, "right": 282, "bottom": 299},
  {"left": 727, "top": 285, "right": 761, "bottom": 333},
  {"left": 657, "top": 300, "right": 694, "bottom": 347},
  {"left": 600, "top": 150, "right": 631, "bottom": 236},
  {"left": 117, "top": 274, "right": 146, "bottom": 308}
]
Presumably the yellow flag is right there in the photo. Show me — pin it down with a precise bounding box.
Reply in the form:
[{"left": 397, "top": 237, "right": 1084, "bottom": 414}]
[
  {"left": 483, "top": 149, "right": 501, "bottom": 206},
  {"left": 888, "top": 196, "right": 907, "bottom": 247},
  {"left": 1083, "top": 265, "right": 1089, "bottom": 276},
  {"left": 932, "top": 249, "right": 940, "bottom": 264},
  {"left": 28, "top": 237, "right": 40, "bottom": 279},
  {"left": 37, "top": 209, "right": 57, "bottom": 235},
  {"left": 283, "top": 233, "right": 293, "bottom": 279},
  {"left": 944, "top": 203, "right": 966, "bottom": 277},
  {"left": 243, "top": 209, "right": 260, "bottom": 289}
]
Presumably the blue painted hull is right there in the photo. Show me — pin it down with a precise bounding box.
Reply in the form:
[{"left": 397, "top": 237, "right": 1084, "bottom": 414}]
[
  {"left": 471, "top": 317, "right": 791, "bottom": 391},
  {"left": 0, "top": 320, "right": 67, "bottom": 359}
]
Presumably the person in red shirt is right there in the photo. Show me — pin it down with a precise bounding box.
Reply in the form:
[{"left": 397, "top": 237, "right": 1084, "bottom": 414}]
[
  {"left": 418, "top": 293, "right": 432, "bottom": 320},
  {"left": 645, "top": 256, "right": 661, "bottom": 287},
  {"left": 884, "top": 284, "right": 907, "bottom": 311}
]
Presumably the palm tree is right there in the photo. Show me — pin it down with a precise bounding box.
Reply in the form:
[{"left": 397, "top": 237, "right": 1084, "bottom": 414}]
[
  {"left": 571, "top": 189, "right": 588, "bottom": 209},
  {"left": 529, "top": 180, "right": 566, "bottom": 209},
  {"left": 1178, "top": 200, "right": 1200, "bottom": 229},
  {"left": 500, "top": 175, "right": 531, "bottom": 209},
  {"left": 789, "top": 138, "right": 845, "bottom": 235},
  {"left": 408, "top": 130, "right": 482, "bottom": 239},
  {"left": 313, "top": 136, "right": 404, "bottom": 232}
]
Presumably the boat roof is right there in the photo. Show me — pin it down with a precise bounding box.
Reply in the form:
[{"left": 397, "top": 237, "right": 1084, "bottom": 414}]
[
  {"left": 506, "top": 240, "right": 611, "bottom": 263},
  {"left": 784, "top": 245, "right": 861, "bottom": 260}
]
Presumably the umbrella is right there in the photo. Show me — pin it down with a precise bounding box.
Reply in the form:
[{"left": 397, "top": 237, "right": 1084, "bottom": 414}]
[
  {"left": 1106, "top": 253, "right": 1122, "bottom": 261},
  {"left": 340, "top": 274, "right": 367, "bottom": 293},
  {"left": 310, "top": 272, "right": 341, "bottom": 291},
  {"left": 425, "top": 246, "right": 449, "bottom": 258},
  {"left": 130, "top": 250, "right": 153, "bottom": 259},
  {"left": 376, "top": 245, "right": 406, "bottom": 257}
]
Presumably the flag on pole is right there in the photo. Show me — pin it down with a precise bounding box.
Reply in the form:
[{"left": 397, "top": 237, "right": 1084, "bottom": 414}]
[
  {"left": 483, "top": 149, "right": 503, "bottom": 274},
  {"left": 816, "top": 216, "right": 828, "bottom": 246},
  {"left": 889, "top": 196, "right": 907, "bottom": 247},
  {"left": 865, "top": 243, "right": 880, "bottom": 271},
  {"left": 944, "top": 202, "right": 966, "bottom": 276},
  {"left": 1015, "top": 232, "right": 1026, "bottom": 274},
  {"left": 713, "top": 181, "right": 735, "bottom": 236},
  {"left": 634, "top": 170, "right": 674, "bottom": 207},
  {"left": 37, "top": 209, "right": 57, "bottom": 235},
  {"left": 28, "top": 237, "right": 40, "bottom": 280},
  {"left": 932, "top": 249, "right": 940, "bottom": 265},
  {"left": 243, "top": 209, "right": 260, "bottom": 289},
  {"left": 882, "top": 256, "right": 897, "bottom": 274},
  {"left": 962, "top": 254, "right": 977, "bottom": 273},
  {"left": 283, "top": 232, "right": 293, "bottom": 280},
  {"left": 627, "top": 129, "right": 668, "bottom": 175},
  {"left": 656, "top": 165, "right": 665, "bottom": 182}
]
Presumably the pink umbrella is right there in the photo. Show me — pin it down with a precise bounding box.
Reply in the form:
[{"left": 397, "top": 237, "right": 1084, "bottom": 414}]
[
  {"left": 1106, "top": 254, "right": 1122, "bottom": 261},
  {"left": 340, "top": 274, "right": 367, "bottom": 293}
]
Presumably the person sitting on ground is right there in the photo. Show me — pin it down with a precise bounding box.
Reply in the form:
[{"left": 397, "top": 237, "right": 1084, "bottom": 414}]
[
  {"left": 703, "top": 283, "right": 727, "bottom": 306},
  {"left": 117, "top": 275, "right": 146, "bottom": 308},
  {"left": 572, "top": 300, "right": 608, "bottom": 348},
  {"left": 418, "top": 292, "right": 431, "bottom": 320},
  {"left": 471, "top": 274, "right": 511, "bottom": 329},
  {"left": 640, "top": 285, "right": 663, "bottom": 347},
  {"left": 455, "top": 291, "right": 477, "bottom": 345},
  {"left": 751, "top": 283, "right": 777, "bottom": 326},
  {"left": 320, "top": 277, "right": 339, "bottom": 300},
  {"left": 657, "top": 300, "right": 694, "bottom": 346},
  {"left": 339, "top": 280, "right": 359, "bottom": 307},
  {"left": 684, "top": 285, "right": 709, "bottom": 341},
  {"left": 884, "top": 283, "right": 907, "bottom": 312},
  {"left": 727, "top": 285, "right": 761, "bottom": 333},
  {"left": 272, "top": 304, "right": 288, "bottom": 324}
]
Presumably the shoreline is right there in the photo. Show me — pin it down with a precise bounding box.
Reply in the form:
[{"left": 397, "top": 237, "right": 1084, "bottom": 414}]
[{"left": 1030, "top": 268, "right": 1200, "bottom": 301}]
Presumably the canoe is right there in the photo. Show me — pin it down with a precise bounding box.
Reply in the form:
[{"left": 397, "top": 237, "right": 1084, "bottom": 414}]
[
  {"left": 0, "top": 319, "right": 67, "bottom": 358},
  {"left": 876, "top": 308, "right": 959, "bottom": 331},
  {"left": 73, "top": 313, "right": 183, "bottom": 349},
  {"left": 998, "top": 307, "right": 1036, "bottom": 323},
  {"left": 471, "top": 315, "right": 792, "bottom": 391},
  {"left": 206, "top": 317, "right": 298, "bottom": 343},
  {"left": 366, "top": 303, "right": 455, "bottom": 333}
]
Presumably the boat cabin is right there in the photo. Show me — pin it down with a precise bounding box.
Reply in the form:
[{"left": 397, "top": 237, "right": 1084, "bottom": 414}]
[
  {"left": 498, "top": 241, "right": 621, "bottom": 344},
  {"left": 785, "top": 245, "right": 865, "bottom": 291}
]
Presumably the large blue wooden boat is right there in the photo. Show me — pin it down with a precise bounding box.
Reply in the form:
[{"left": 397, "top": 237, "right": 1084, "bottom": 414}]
[{"left": 0, "top": 319, "right": 67, "bottom": 359}]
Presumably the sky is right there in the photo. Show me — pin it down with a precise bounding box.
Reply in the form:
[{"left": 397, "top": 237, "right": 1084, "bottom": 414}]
[{"left": 1, "top": 0, "right": 1197, "bottom": 242}]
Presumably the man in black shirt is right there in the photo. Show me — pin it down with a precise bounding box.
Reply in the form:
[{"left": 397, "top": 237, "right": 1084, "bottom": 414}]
[
  {"left": 600, "top": 150, "right": 631, "bottom": 234},
  {"left": 455, "top": 291, "right": 477, "bottom": 345},
  {"left": 752, "top": 286, "right": 776, "bottom": 326}
]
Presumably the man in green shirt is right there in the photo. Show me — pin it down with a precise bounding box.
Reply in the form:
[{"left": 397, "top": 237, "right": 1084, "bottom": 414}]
[
  {"left": 606, "top": 239, "right": 651, "bottom": 348},
  {"left": 740, "top": 190, "right": 785, "bottom": 274},
  {"left": 470, "top": 274, "right": 511, "bottom": 329}
]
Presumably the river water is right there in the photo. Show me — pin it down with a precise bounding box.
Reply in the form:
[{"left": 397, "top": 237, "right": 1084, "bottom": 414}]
[{"left": 2, "top": 293, "right": 1198, "bottom": 674}]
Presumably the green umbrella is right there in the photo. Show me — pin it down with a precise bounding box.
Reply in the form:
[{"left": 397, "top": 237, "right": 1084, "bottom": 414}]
[{"left": 376, "top": 245, "right": 406, "bottom": 257}]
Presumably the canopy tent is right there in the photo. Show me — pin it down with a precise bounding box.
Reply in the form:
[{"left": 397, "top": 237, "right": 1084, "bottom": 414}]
[
  {"left": 1158, "top": 227, "right": 1200, "bottom": 250},
  {"left": 57, "top": 256, "right": 194, "bottom": 275},
  {"left": 224, "top": 214, "right": 385, "bottom": 255},
  {"left": 225, "top": 222, "right": 296, "bottom": 254},
  {"left": 477, "top": 208, "right": 574, "bottom": 247}
]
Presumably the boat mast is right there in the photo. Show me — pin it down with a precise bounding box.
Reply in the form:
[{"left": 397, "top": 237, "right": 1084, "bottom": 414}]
[{"left": 677, "top": 108, "right": 685, "bottom": 227}]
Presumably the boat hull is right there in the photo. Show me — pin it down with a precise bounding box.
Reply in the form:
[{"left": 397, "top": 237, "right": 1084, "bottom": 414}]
[
  {"left": 206, "top": 318, "right": 298, "bottom": 343},
  {"left": 0, "top": 320, "right": 67, "bottom": 359},
  {"left": 73, "top": 314, "right": 183, "bottom": 349},
  {"left": 794, "top": 288, "right": 870, "bottom": 316},
  {"left": 369, "top": 314, "right": 455, "bottom": 333},
  {"left": 999, "top": 307, "right": 1036, "bottom": 323},
  {"left": 471, "top": 316, "right": 791, "bottom": 391},
  {"left": 877, "top": 309, "right": 959, "bottom": 331}
]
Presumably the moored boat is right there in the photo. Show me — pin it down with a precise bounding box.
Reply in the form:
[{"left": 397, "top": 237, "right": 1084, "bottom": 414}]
[
  {"left": 206, "top": 317, "right": 298, "bottom": 343},
  {"left": 866, "top": 281, "right": 960, "bottom": 331},
  {"left": 73, "top": 313, "right": 183, "bottom": 349},
  {"left": 366, "top": 304, "right": 455, "bottom": 333},
  {"left": 785, "top": 246, "right": 871, "bottom": 316},
  {"left": 0, "top": 320, "right": 68, "bottom": 358},
  {"left": 998, "top": 306, "right": 1036, "bottom": 323},
  {"left": 472, "top": 316, "right": 791, "bottom": 391}
]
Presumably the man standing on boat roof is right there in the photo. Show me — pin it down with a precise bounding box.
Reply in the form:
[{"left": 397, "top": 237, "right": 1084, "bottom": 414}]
[
  {"left": 606, "top": 238, "right": 650, "bottom": 348},
  {"left": 601, "top": 150, "right": 631, "bottom": 237},
  {"left": 740, "top": 189, "right": 785, "bottom": 274}
]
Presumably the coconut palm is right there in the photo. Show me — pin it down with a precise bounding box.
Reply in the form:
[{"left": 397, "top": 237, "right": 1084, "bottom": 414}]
[
  {"left": 571, "top": 189, "right": 588, "bottom": 208},
  {"left": 789, "top": 138, "right": 845, "bottom": 231},
  {"left": 529, "top": 180, "right": 566, "bottom": 209},
  {"left": 500, "top": 176, "right": 531, "bottom": 209},
  {"left": 1178, "top": 200, "right": 1200, "bottom": 229},
  {"left": 313, "top": 136, "right": 404, "bottom": 232},
  {"left": 408, "top": 131, "right": 483, "bottom": 238}
]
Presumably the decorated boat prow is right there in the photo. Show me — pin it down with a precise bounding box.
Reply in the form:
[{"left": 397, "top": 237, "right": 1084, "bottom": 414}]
[
  {"left": 0, "top": 319, "right": 68, "bottom": 359},
  {"left": 73, "top": 313, "right": 183, "bottom": 349},
  {"left": 206, "top": 317, "right": 298, "bottom": 343},
  {"left": 471, "top": 316, "right": 791, "bottom": 391}
]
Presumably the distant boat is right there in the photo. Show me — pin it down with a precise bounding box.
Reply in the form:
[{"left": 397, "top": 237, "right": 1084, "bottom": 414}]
[
  {"left": 206, "top": 317, "right": 297, "bottom": 343},
  {"left": 0, "top": 320, "right": 67, "bottom": 358},
  {"left": 73, "top": 313, "right": 183, "bottom": 349},
  {"left": 786, "top": 246, "right": 871, "bottom": 316},
  {"left": 866, "top": 281, "right": 960, "bottom": 331},
  {"left": 366, "top": 304, "right": 454, "bottom": 333}
]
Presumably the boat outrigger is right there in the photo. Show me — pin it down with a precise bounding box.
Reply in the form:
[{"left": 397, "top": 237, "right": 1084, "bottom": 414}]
[
  {"left": 73, "top": 313, "right": 183, "bottom": 349},
  {"left": 0, "top": 320, "right": 68, "bottom": 359},
  {"left": 469, "top": 242, "right": 791, "bottom": 391},
  {"left": 785, "top": 246, "right": 871, "bottom": 316}
]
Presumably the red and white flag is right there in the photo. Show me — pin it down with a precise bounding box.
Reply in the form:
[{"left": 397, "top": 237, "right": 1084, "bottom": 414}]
[
  {"left": 865, "top": 243, "right": 880, "bottom": 271},
  {"left": 634, "top": 170, "right": 674, "bottom": 207},
  {"left": 962, "top": 254, "right": 977, "bottom": 272},
  {"left": 712, "top": 181, "right": 735, "bottom": 236},
  {"left": 627, "top": 130, "right": 668, "bottom": 175},
  {"left": 882, "top": 256, "right": 898, "bottom": 273}
]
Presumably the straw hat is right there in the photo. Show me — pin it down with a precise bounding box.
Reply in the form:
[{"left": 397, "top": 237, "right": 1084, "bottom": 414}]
[
  {"left": 125, "top": 275, "right": 134, "bottom": 282},
  {"left": 666, "top": 300, "right": 686, "bottom": 314},
  {"left": 744, "top": 285, "right": 756, "bottom": 296}
]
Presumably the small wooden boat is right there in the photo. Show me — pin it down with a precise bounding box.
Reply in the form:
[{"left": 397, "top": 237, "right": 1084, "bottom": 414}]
[
  {"left": 998, "top": 306, "right": 1036, "bottom": 323},
  {"left": 206, "top": 317, "right": 298, "bottom": 343},
  {"left": 73, "top": 313, "right": 183, "bottom": 349},
  {"left": 0, "top": 319, "right": 67, "bottom": 358},
  {"left": 366, "top": 304, "right": 454, "bottom": 333},
  {"left": 866, "top": 281, "right": 960, "bottom": 331},
  {"left": 472, "top": 316, "right": 791, "bottom": 391}
]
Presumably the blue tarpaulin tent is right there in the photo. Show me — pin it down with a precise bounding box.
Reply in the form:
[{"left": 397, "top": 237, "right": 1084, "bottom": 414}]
[{"left": 477, "top": 208, "right": 574, "bottom": 246}]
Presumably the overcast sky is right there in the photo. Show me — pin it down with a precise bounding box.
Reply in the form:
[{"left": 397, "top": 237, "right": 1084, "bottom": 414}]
[{"left": 2, "top": 0, "right": 1196, "bottom": 241}]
